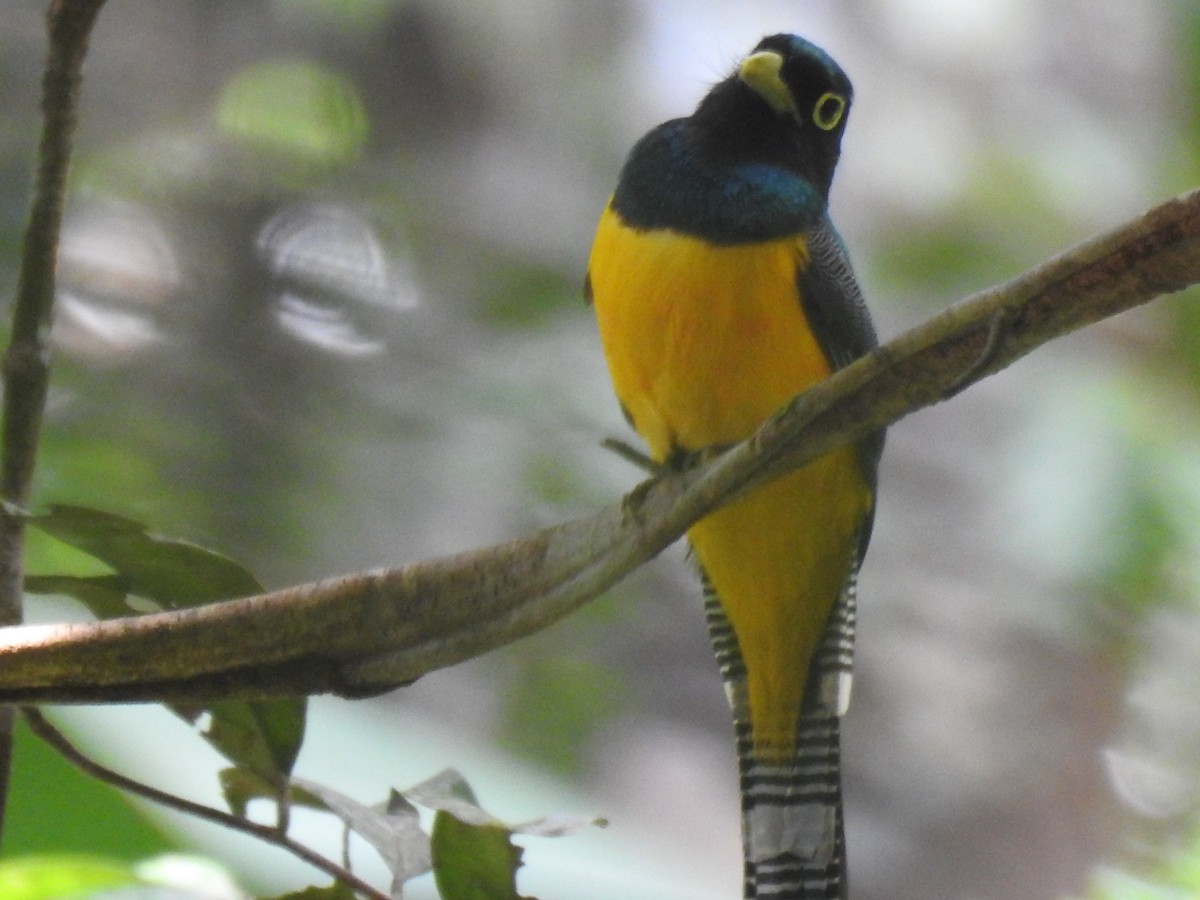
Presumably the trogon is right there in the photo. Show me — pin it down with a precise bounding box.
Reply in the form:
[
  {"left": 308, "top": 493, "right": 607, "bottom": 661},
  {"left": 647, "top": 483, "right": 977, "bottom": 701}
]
[{"left": 586, "top": 33, "right": 884, "bottom": 899}]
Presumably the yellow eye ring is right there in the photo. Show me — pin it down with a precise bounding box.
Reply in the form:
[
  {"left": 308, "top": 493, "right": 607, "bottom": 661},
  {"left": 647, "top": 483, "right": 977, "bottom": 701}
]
[{"left": 813, "top": 92, "right": 846, "bottom": 130}]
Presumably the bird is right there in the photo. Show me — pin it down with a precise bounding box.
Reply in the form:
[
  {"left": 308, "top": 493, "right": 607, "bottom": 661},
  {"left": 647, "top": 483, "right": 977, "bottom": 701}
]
[{"left": 585, "top": 34, "right": 883, "bottom": 899}]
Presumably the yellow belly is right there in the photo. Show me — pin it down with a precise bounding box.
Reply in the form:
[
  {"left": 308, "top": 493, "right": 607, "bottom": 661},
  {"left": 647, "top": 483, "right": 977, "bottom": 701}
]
[{"left": 589, "top": 203, "right": 871, "bottom": 758}]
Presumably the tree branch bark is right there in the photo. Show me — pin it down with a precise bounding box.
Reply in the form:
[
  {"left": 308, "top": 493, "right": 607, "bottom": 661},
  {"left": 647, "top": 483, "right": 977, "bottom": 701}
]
[
  {"left": 0, "top": 188, "right": 1195, "bottom": 705},
  {"left": 0, "top": 0, "right": 108, "bottom": 842}
]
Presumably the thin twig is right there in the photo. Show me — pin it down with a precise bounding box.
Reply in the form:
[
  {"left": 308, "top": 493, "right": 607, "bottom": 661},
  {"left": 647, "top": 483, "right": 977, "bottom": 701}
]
[
  {"left": 0, "top": 0, "right": 110, "bottom": 847},
  {"left": 1, "top": 0, "right": 107, "bottom": 610},
  {"left": 600, "top": 437, "right": 660, "bottom": 473},
  {"left": 20, "top": 707, "right": 389, "bottom": 900}
]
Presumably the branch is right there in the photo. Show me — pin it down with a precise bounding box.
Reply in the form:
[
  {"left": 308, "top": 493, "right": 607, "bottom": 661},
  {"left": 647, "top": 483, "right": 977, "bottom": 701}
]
[
  {"left": 20, "top": 708, "right": 388, "bottom": 899},
  {"left": 2, "top": 0, "right": 107, "bottom": 615},
  {"left": 0, "top": 188, "right": 1197, "bottom": 705},
  {"left": 0, "top": 0, "right": 109, "bottom": 842}
]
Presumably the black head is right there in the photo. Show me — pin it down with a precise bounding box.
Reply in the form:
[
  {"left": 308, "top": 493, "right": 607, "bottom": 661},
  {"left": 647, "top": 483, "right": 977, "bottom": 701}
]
[{"left": 692, "top": 34, "right": 854, "bottom": 197}]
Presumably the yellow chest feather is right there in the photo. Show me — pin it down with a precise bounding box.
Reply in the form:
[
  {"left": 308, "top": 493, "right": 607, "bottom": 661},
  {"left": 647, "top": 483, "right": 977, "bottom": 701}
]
[{"left": 589, "top": 206, "right": 831, "bottom": 458}]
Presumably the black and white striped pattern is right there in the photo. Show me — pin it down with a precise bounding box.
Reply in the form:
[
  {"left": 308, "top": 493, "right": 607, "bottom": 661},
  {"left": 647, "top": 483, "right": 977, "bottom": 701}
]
[
  {"left": 813, "top": 570, "right": 857, "bottom": 717},
  {"left": 702, "top": 567, "right": 857, "bottom": 899}
]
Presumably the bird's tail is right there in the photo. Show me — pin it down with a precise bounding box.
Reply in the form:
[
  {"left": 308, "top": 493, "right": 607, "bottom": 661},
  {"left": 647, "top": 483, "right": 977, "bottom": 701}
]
[{"left": 703, "top": 573, "right": 857, "bottom": 899}]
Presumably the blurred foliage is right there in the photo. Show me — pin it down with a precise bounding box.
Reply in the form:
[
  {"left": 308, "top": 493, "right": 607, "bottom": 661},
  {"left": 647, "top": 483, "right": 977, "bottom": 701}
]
[
  {"left": 1177, "top": 5, "right": 1200, "bottom": 172},
  {"left": 871, "top": 156, "right": 1075, "bottom": 301},
  {"left": 479, "top": 266, "right": 578, "bottom": 330},
  {"left": 277, "top": 0, "right": 399, "bottom": 34},
  {"left": 0, "top": 854, "right": 135, "bottom": 899},
  {"left": 500, "top": 655, "right": 623, "bottom": 777},
  {"left": 1085, "top": 819, "right": 1200, "bottom": 898},
  {"left": 217, "top": 59, "right": 369, "bottom": 168},
  {"left": 5, "top": 719, "right": 171, "bottom": 859},
  {"left": 0, "top": 852, "right": 248, "bottom": 899}
]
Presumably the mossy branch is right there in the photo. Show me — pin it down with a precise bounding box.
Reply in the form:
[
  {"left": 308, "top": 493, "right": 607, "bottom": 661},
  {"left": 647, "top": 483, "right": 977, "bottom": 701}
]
[{"left": 0, "top": 188, "right": 1196, "bottom": 705}]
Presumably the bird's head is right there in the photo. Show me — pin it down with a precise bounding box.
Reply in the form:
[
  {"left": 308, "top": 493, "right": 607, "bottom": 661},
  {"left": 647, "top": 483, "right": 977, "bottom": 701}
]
[{"left": 694, "top": 34, "right": 853, "bottom": 197}]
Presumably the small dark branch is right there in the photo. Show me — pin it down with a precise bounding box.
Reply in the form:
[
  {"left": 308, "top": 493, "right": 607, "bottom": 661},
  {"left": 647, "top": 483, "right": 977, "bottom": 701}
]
[
  {"left": 275, "top": 778, "right": 291, "bottom": 834},
  {"left": 600, "top": 437, "right": 661, "bottom": 473},
  {"left": 0, "top": 0, "right": 110, "bottom": 848},
  {"left": 21, "top": 707, "right": 388, "bottom": 900},
  {"left": 2, "top": 0, "right": 108, "bottom": 589}
]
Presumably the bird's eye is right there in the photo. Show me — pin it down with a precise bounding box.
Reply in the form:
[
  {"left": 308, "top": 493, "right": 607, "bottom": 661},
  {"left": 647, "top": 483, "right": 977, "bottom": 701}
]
[{"left": 813, "top": 92, "right": 846, "bottom": 130}]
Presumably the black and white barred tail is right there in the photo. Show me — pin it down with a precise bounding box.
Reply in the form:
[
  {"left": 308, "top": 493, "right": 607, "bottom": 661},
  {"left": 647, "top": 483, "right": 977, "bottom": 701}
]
[{"left": 703, "top": 568, "right": 859, "bottom": 899}]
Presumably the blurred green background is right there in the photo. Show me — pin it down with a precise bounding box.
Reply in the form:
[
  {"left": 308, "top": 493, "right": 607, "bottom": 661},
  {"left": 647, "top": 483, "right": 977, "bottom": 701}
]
[{"left": 2, "top": 0, "right": 1199, "bottom": 898}]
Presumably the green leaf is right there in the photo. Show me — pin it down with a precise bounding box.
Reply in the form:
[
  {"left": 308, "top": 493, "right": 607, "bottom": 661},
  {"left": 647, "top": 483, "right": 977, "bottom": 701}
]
[
  {"left": 0, "top": 855, "right": 136, "bottom": 899},
  {"left": 23, "top": 573, "right": 134, "bottom": 619},
  {"left": 29, "top": 505, "right": 262, "bottom": 609},
  {"left": 178, "top": 698, "right": 308, "bottom": 787},
  {"left": 278, "top": 771, "right": 601, "bottom": 897},
  {"left": 408, "top": 769, "right": 604, "bottom": 900},
  {"left": 219, "top": 767, "right": 326, "bottom": 819},
  {"left": 25, "top": 507, "right": 306, "bottom": 798},
  {"left": 432, "top": 811, "right": 529, "bottom": 900},
  {"left": 267, "top": 883, "right": 358, "bottom": 900}
]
